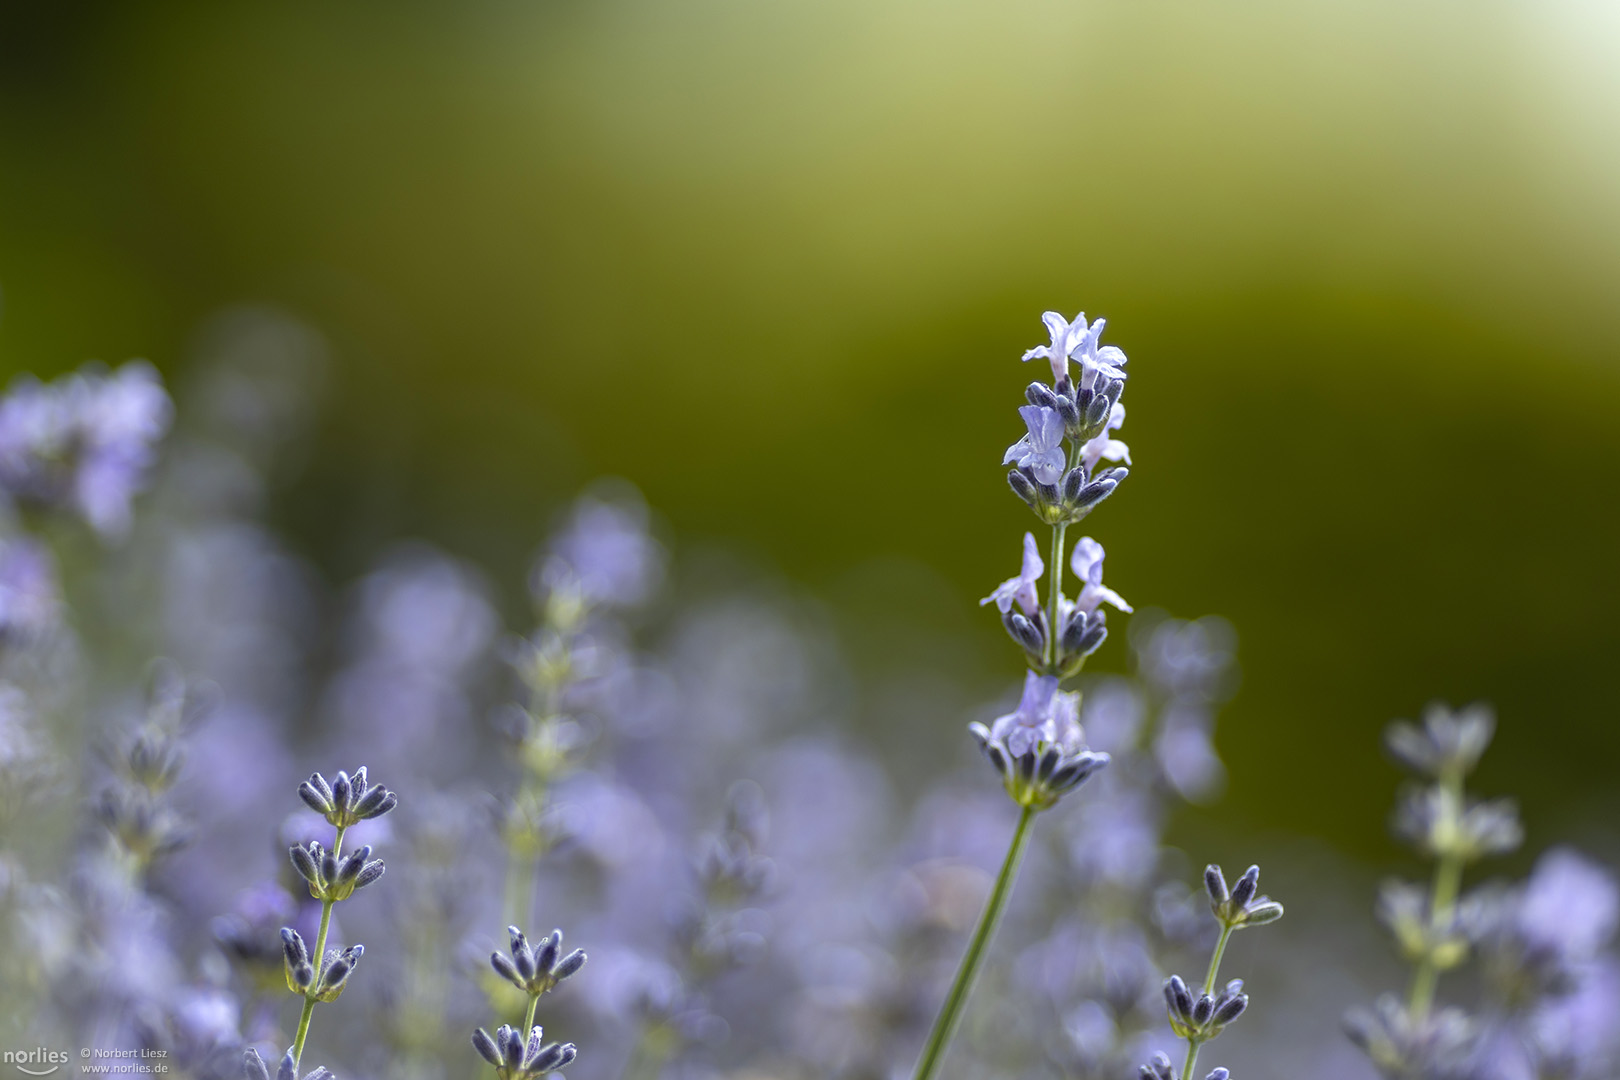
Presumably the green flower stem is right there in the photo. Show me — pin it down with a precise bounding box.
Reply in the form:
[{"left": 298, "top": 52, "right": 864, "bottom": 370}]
[
  {"left": 1180, "top": 921, "right": 1235, "bottom": 1080},
  {"left": 523, "top": 990, "right": 541, "bottom": 1033},
  {"left": 1408, "top": 770, "right": 1467, "bottom": 1020},
  {"left": 291, "top": 824, "right": 346, "bottom": 1073},
  {"left": 1045, "top": 523, "right": 1067, "bottom": 671},
  {"left": 911, "top": 804, "right": 1037, "bottom": 1080},
  {"left": 1203, "top": 923, "right": 1233, "bottom": 995}
]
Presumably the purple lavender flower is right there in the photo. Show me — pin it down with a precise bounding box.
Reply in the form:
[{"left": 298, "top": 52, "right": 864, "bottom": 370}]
[
  {"left": 1518, "top": 847, "right": 1618, "bottom": 961},
  {"left": 980, "top": 533, "right": 1045, "bottom": 616},
  {"left": 541, "top": 490, "right": 663, "bottom": 608},
  {"left": 1003, "top": 405, "right": 1067, "bottom": 485},
  {"left": 970, "top": 677, "right": 1108, "bottom": 809},
  {"left": 0, "top": 536, "right": 59, "bottom": 641},
  {"left": 0, "top": 361, "right": 172, "bottom": 539},
  {"left": 1072, "top": 316, "right": 1129, "bottom": 390},
  {"left": 983, "top": 671, "right": 1063, "bottom": 758},
  {"left": 1022, "top": 311, "right": 1094, "bottom": 384},
  {"left": 74, "top": 362, "right": 173, "bottom": 537},
  {"left": 1071, "top": 537, "right": 1133, "bottom": 615}
]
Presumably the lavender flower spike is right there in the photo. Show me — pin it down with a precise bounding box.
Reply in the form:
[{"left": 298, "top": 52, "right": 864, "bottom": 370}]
[
  {"left": 1071, "top": 538, "right": 1133, "bottom": 614},
  {"left": 1003, "top": 405, "right": 1066, "bottom": 485},
  {"left": 981, "top": 533, "right": 1045, "bottom": 615},
  {"left": 1022, "top": 310, "right": 1093, "bottom": 383}
]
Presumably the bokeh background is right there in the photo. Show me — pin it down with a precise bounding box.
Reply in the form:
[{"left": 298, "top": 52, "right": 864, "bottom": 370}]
[{"left": 2, "top": 0, "right": 1618, "bottom": 1030}]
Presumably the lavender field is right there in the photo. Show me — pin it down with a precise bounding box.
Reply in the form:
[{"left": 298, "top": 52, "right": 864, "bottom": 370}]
[{"left": 2, "top": 5, "right": 1619, "bottom": 1080}]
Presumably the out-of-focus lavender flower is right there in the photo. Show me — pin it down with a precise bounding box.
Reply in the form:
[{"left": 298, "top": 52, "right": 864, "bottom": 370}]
[
  {"left": 0, "top": 361, "right": 172, "bottom": 539},
  {"left": 1385, "top": 703, "right": 1496, "bottom": 781},
  {"left": 541, "top": 489, "right": 664, "bottom": 609},
  {"left": 1071, "top": 537, "right": 1132, "bottom": 615},
  {"left": 1081, "top": 402, "right": 1131, "bottom": 472},
  {"left": 981, "top": 533, "right": 1044, "bottom": 616},
  {"left": 0, "top": 536, "right": 59, "bottom": 641},
  {"left": 1528, "top": 959, "right": 1620, "bottom": 1079},
  {"left": 1077, "top": 677, "right": 1144, "bottom": 755},
  {"left": 1155, "top": 703, "right": 1226, "bottom": 803},
  {"left": 322, "top": 546, "right": 497, "bottom": 782},
  {"left": 1003, "top": 406, "right": 1067, "bottom": 486},
  {"left": 1516, "top": 847, "right": 1617, "bottom": 961},
  {"left": 1345, "top": 995, "right": 1478, "bottom": 1079},
  {"left": 1474, "top": 847, "right": 1619, "bottom": 1018},
  {"left": 1061, "top": 787, "right": 1163, "bottom": 892},
  {"left": 1135, "top": 616, "right": 1237, "bottom": 702},
  {"left": 0, "top": 683, "right": 57, "bottom": 824}
]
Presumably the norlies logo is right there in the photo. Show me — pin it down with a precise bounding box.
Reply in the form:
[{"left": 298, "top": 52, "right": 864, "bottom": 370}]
[{"left": 3, "top": 1049, "right": 68, "bottom": 1077}]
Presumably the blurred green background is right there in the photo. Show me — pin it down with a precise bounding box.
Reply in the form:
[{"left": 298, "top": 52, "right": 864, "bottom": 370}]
[{"left": 2, "top": 2, "right": 1617, "bottom": 868}]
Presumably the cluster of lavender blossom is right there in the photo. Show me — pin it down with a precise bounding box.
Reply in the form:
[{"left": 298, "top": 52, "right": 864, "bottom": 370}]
[
  {"left": 1346, "top": 705, "right": 1620, "bottom": 1080},
  {"left": 0, "top": 305, "right": 1614, "bottom": 1080}
]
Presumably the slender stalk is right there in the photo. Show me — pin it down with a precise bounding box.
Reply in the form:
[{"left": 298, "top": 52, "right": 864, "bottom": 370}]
[
  {"left": 1180, "top": 922, "right": 1235, "bottom": 1080},
  {"left": 1202, "top": 923, "right": 1233, "bottom": 995},
  {"left": 291, "top": 825, "right": 346, "bottom": 1072},
  {"left": 1045, "top": 523, "right": 1067, "bottom": 671},
  {"left": 1408, "top": 769, "right": 1466, "bottom": 1020},
  {"left": 523, "top": 990, "right": 540, "bottom": 1033},
  {"left": 911, "top": 805, "right": 1037, "bottom": 1080}
]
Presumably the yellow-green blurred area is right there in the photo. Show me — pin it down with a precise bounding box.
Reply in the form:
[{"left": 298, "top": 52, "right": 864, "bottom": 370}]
[{"left": 2, "top": 2, "right": 1617, "bottom": 864}]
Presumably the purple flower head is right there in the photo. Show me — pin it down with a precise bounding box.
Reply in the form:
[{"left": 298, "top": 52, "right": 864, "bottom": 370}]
[
  {"left": 1003, "top": 405, "right": 1066, "bottom": 485},
  {"left": 0, "top": 361, "right": 171, "bottom": 539},
  {"left": 541, "top": 490, "right": 664, "bottom": 608},
  {"left": 1155, "top": 705, "right": 1225, "bottom": 803},
  {"left": 1023, "top": 311, "right": 1093, "bottom": 384},
  {"left": 75, "top": 362, "right": 172, "bottom": 537},
  {"left": 980, "top": 533, "right": 1045, "bottom": 615},
  {"left": 1136, "top": 616, "right": 1237, "bottom": 701},
  {"left": 1070, "top": 537, "right": 1132, "bottom": 614},
  {"left": 987, "top": 671, "right": 1085, "bottom": 757},
  {"left": 1081, "top": 401, "right": 1131, "bottom": 471},
  {"left": 1073, "top": 316, "right": 1128, "bottom": 391},
  {"left": 0, "top": 536, "right": 59, "bottom": 640},
  {"left": 1519, "top": 847, "right": 1618, "bottom": 961}
]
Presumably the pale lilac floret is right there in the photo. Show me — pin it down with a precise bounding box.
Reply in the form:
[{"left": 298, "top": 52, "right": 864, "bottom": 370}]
[
  {"left": 0, "top": 361, "right": 171, "bottom": 539},
  {"left": 1519, "top": 847, "right": 1618, "bottom": 960},
  {"left": 1022, "top": 311, "right": 1092, "bottom": 384},
  {"left": 1003, "top": 405, "right": 1066, "bottom": 485},
  {"left": 981, "top": 532, "right": 1045, "bottom": 615},
  {"left": 545, "top": 493, "right": 664, "bottom": 608},
  {"left": 75, "top": 362, "right": 172, "bottom": 538},
  {"left": 989, "top": 671, "right": 1061, "bottom": 757},
  {"left": 1081, "top": 401, "right": 1131, "bottom": 471},
  {"left": 1073, "top": 317, "right": 1128, "bottom": 391},
  {"left": 1070, "top": 537, "right": 1132, "bottom": 614}
]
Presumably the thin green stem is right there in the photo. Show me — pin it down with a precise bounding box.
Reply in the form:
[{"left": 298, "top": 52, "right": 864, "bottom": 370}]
[
  {"left": 291, "top": 825, "right": 346, "bottom": 1073},
  {"left": 523, "top": 991, "right": 540, "bottom": 1033},
  {"left": 1203, "top": 923, "right": 1234, "bottom": 995},
  {"left": 1181, "top": 1038, "right": 1202, "bottom": 1080},
  {"left": 1408, "top": 770, "right": 1467, "bottom": 1020},
  {"left": 1180, "top": 921, "right": 1235, "bottom": 1080},
  {"left": 911, "top": 805, "right": 1037, "bottom": 1080},
  {"left": 1045, "top": 523, "right": 1067, "bottom": 671}
]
